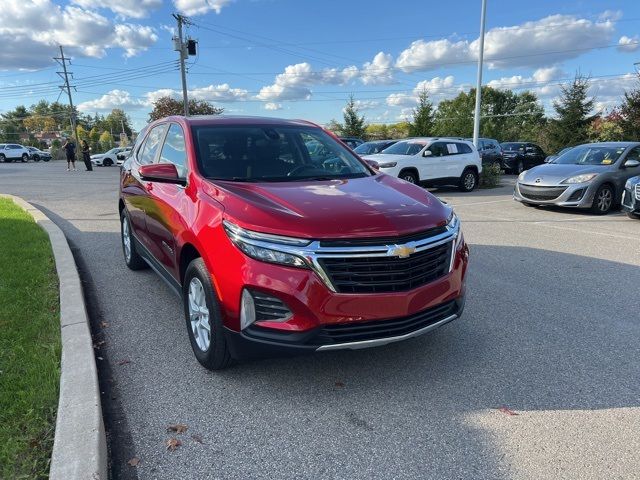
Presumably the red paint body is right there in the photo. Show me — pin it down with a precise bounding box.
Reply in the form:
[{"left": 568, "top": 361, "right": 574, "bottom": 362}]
[{"left": 120, "top": 116, "right": 469, "bottom": 348}]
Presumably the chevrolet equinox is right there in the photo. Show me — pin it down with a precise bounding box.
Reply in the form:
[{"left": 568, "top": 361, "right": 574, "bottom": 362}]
[{"left": 119, "top": 116, "right": 469, "bottom": 370}]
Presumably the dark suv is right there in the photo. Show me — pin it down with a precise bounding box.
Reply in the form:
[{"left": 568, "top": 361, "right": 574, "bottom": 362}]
[
  {"left": 119, "top": 116, "right": 469, "bottom": 370},
  {"left": 465, "top": 138, "right": 502, "bottom": 166},
  {"left": 500, "top": 142, "right": 546, "bottom": 174}
]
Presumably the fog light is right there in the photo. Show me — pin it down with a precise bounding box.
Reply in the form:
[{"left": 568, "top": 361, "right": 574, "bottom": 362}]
[{"left": 240, "top": 290, "right": 256, "bottom": 330}]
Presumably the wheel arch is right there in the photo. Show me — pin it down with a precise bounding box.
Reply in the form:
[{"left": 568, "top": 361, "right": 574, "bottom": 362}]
[{"left": 398, "top": 167, "right": 419, "bottom": 182}]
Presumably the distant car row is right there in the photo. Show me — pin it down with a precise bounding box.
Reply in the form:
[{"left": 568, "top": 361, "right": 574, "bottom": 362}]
[
  {"left": 513, "top": 142, "right": 640, "bottom": 215},
  {"left": 0, "top": 144, "right": 51, "bottom": 162}
]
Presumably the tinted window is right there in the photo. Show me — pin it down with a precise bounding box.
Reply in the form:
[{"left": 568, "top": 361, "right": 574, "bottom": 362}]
[
  {"left": 9, "top": 144, "right": 21, "bottom": 149},
  {"left": 427, "top": 142, "right": 448, "bottom": 157},
  {"left": 625, "top": 147, "right": 640, "bottom": 162},
  {"left": 192, "top": 125, "right": 370, "bottom": 181},
  {"left": 501, "top": 143, "right": 526, "bottom": 152},
  {"left": 159, "top": 124, "right": 187, "bottom": 178},
  {"left": 376, "top": 140, "right": 426, "bottom": 156},
  {"left": 555, "top": 145, "right": 626, "bottom": 166},
  {"left": 457, "top": 142, "right": 472, "bottom": 154},
  {"left": 138, "top": 124, "right": 167, "bottom": 165}
]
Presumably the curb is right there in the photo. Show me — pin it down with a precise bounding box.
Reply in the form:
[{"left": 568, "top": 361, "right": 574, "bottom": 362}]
[{"left": 1, "top": 195, "right": 108, "bottom": 480}]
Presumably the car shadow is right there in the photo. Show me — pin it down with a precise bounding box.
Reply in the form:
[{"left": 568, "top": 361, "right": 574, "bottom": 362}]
[{"left": 33, "top": 205, "right": 640, "bottom": 479}]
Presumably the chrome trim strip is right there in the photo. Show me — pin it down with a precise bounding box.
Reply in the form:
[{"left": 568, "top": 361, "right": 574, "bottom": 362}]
[{"left": 315, "top": 313, "right": 458, "bottom": 351}]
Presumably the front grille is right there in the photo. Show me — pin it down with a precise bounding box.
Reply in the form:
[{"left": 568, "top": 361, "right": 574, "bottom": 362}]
[
  {"left": 252, "top": 292, "right": 292, "bottom": 321},
  {"left": 320, "top": 226, "right": 447, "bottom": 247},
  {"left": 636, "top": 184, "right": 640, "bottom": 201},
  {"left": 519, "top": 184, "right": 567, "bottom": 201},
  {"left": 319, "top": 241, "right": 453, "bottom": 294},
  {"left": 317, "top": 300, "right": 457, "bottom": 344}
]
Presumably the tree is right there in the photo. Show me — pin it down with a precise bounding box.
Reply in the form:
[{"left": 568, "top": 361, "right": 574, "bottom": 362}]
[
  {"left": 342, "top": 94, "right": 367, "bottom": 138},
  {"left": 325, "top": 119, "right": 343, "bottom": 136},
  {"left": 89, "top": 127, "right": 101, "bottom": 153},
  {"left": 409, "top": 89, "right": 435, "bottom": 137},
  {"left": 99, "top": 131, "right": 113, "bottom": 151},
  {"left": 619, "top": 79, "right": 640, "bottom": 141},
  {"left": 104, "top": 109, "right": 133, "bottom": 137},
  {"left": 149, "top": 96, "right": 223, "bottom": 122},
  {"left": 366, "top": 123, "right": 389, "bottom": 139},
  {"left": 547, "top": 75, "right": 598, "bottom": 152}
]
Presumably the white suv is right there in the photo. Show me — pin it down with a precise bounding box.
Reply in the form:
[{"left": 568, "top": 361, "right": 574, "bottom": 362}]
[
  {"left": 0, "top": 143, "right": 31, "bottom": 163},
  {"left": 363, "top": 137, "right": 482, "bottom": 191}
]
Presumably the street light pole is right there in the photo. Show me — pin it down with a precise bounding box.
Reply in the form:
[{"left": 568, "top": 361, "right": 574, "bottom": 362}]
[
  {"left": 472, "top": 0, "right": 487, "bottom": 149},
  {"left": 173, "top": 13, "right": 190, "bottom": 117}
]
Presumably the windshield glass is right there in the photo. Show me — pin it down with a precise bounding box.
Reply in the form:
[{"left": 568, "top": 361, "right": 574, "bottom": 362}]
[
  {"left": 554, "top": 145, "right": 626, "bottom": 166},
  {"left": 501, "top": 143, "right": 525, "bottom": 152},
  {"left": 381, "top": 140, "right": 426, "bottom": 156},
  {"left": 354, "top": 142, "right": 382, "bottom": 155},
  {"left": 192, "top": 125, "right": 371, "bottom": 182}
]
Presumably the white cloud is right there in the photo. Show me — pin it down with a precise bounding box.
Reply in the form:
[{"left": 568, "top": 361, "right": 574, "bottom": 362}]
[
  {"left": 172, "top": 0, "right": 232, "bottom": 16},
  {"left": 0, "top": 0, "right": 159, "bottom": 70},
  {"left": 589, "top": 73, "right": 639, "bottom": 112},
  {"left": 70, "top": 0, "right": 162, "bottom": 19},
  {"left": 264, "top": 103, "right": 282, "bottom": 111},
  {"left": 395, "top": 13, "right": 616, "bottom": 72},
  {"left": 487, "top": 67, "right": 566, "bottom": 98},
  {"left": 140, "top": 84, "right": 248, "bottom": 105},
  {"left": 617, "top": 35, "right": 640, "bottom": 52},
  {"left": 78, "top": 89, "right": 146, "bottom": 111},
  {"left": 360, "top": 52, "right": 395, "bottom": 85},
  {"left": 353, "top": 100, "right": 380, "bottom": 111},
  {"left": 386, "top": 76, "right": 458, "bottom": 107}
]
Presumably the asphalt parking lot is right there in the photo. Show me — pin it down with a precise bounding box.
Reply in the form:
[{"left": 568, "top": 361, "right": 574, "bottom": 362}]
[{"left": 2, "top": 162, "right": 639, "bottom": 480}]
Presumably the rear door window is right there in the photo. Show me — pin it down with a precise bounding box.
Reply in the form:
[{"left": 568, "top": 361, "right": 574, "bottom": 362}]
[{"left": 457, "top": 142, "right": 472, "bottom": 154}]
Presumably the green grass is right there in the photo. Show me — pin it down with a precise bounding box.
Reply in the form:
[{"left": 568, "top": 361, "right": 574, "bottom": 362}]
[{"left": 0, "top": 198, "right": 60, "bottom": 480}]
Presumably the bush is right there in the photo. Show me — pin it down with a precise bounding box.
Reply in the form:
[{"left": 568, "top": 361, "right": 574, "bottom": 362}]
[{"left": 479, "top": 163, "right": 502, "bottom": 189}]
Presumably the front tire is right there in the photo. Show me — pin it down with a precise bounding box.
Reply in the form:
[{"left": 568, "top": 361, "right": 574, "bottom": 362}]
[
  {"left": 399, "top": 169, "right": 419, "bottom": 185},
  {"left": 591, "top": 184, "right": 614, "bottom": 215},
  {"left": 183, "top": 258, "right": 234, "bottom": 370},
  {"left": 459, "top": 168, "right": 478, "bottom": 192},
  {"left": 0, "top": 154, "right": 5, "bottom": 163},
  {"left": 120, "top": 211, "right": 147, "bottom": 270},
  {"left": 627, "top": 211, "right": 640, "bottom": 220},
  {"left": 103, "top": 158, "right": 113, "bottom": 167},
  {"left": 21, "top": 153, "right": 28, "bottom": 162},
  {"left": 33, "top": 155, "right": 40, "bottom": 162}
]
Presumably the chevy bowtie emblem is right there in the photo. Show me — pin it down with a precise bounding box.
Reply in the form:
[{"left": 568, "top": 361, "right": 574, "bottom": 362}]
[
  {"left": 389, "top": 245, "right": 415, "bottom": 258},
  {"left": 535, "top": 178, "right": 542, "bottom": 183}
]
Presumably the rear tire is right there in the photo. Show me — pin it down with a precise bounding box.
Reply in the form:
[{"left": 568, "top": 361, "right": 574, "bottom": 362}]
[
  {"left": 590, "top": 184, "right": 614, "bottom": 215},
  {"left": 399, "top": 169, "right": 419, "bottom": 185},
  {"left": 120, "top": 211, "right": 147, "bottom": 270},
  {"left": 21, "top": 153, "right": 28, "bottom": 162},
  {"left": 33, "top": 155, "right": 40, "bottom": 162},
  {"left": 183, "top": 258, "right": 234, "bottom": 371},
  {"left": 0, "top": 154, "right": 5, "bottom": 163},
  {"left": 103, "top": 158, "right": 113, "bottom": 167},
  {"left": 458, "top": 168, "right": 478, "bottom": 192}
]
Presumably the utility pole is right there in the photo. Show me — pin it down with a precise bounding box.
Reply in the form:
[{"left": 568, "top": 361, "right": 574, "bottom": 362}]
[
  {"left": 472, "top": 0, "right": 487, "bottom": 149},
  {"left": 173, "top": 13, "right": 191, "bottom": 117},
  {"left": 54, "top": 46, "right": 80, "bottom": 146}
]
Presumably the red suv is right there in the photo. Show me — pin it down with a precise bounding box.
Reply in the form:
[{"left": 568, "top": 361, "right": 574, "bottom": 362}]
[{"left": 119, "top": 116, "right": 469, "bottom": 370}]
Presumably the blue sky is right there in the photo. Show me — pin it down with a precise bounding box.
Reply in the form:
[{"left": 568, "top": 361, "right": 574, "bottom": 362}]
[{"left": 1, "top": 0, "right": 640, "bottom": 130}]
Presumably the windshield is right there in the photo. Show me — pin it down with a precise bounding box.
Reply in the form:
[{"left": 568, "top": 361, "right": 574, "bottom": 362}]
[
  {"left": 192, "top": 125, "right": 371, "bottom": 182},
  {"left": 354, "top": 142, "right": 382, "bottom": 155},
  {"left": 554, "top": 145, "right": 626, "bottom": 166},
  {"left": 501, "top": 143, "right": 525, "bottom": 152},
  {"left": 381, "top": 140, "right": 426, "bottom": 156}
]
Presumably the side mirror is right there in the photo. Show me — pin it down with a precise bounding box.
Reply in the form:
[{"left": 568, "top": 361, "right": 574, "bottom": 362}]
[
  {"left": 139, "top": 163, "right": 186, "bottom": 185},
  {"left": 624, "top": 159, "right": 640, "bottom": 168},
  {"left": 364, "top": 159, "right": 380, "bottom": 170},
  {"left": 423, "top": 150, "right": 433, "bottom": 157}
]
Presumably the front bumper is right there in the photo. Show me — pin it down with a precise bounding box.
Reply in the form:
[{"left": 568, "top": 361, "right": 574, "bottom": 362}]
[
  {"left": 513, "top": 181, "right": 596, "bottom": 208},
  {"left": 621, "top": 185, "right": 640, "bottom": 213},
  {"left": 224, "top": 296, "right": 465, "bottom": 359}
]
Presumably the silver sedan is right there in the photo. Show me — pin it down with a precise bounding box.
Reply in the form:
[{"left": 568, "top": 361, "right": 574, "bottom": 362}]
[{"left": 514, "top": 142, "right": 640, "bottom": 214}]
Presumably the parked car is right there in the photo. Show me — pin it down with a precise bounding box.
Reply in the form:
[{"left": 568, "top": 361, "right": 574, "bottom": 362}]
[
  {"left": 116, "top": 147, "right": 133, "bottom": 166},
  {"left": 544, "top": 147, "right": 572, "bottom": 164},
  {"left": 0, "top": 143, "right": 30, "bottom": 163},
  {"left": 339, "top": 137, "right": 365, "bottom": 149},
  {"left": 119, "top": 116, "right": 469, "bottom": 370},
  {"left": 622, "top": 175, "right": 640, "bottom": 219},
  {"left": 465, "top": 137, "right": 502, "bottom": 166},
  {"left": 353, "top": 139, "right": 398, "bottom": 156},
  {"left": 500, "top": 142, "right": 546, "bottom": 174},
  {"left": 514, "top": 142, "right": 640, "bottom": 214},
  {"left": 27, "top": 146, "right": 51, "bottom": 162},
  {"left": 363, "top": 137, "right": 482, "bottom": 192},
  {"left": 91, "top": 147, "right": 128, "bottom": 166}
]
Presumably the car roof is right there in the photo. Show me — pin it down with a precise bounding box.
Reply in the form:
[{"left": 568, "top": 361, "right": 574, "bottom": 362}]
[
  {"left": 168, "top": 115, "right": 318, "bottom": 128},
  {"left": 580, "top": 141, "right": 640, "bottom": 147}
]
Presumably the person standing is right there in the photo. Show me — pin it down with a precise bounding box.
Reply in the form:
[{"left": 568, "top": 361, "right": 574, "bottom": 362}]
[
  {"left": 62, "top": 138, "right": 77, "bottom": 171},
  {"left": 81, "top": 140, "right": 93, "bottom": 171}
]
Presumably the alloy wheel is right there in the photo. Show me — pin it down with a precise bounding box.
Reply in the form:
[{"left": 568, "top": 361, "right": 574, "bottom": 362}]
[
  {"left": 122, "top": 217, "right": 132, "bottom": 262},
  {"left": 188, "top": 278, "right": 211, "bottom": 352},
  {"left": 464, "top": 172, "right": 476, "bottom": 190},
  {"left": 596, "top": 187, "right": 612, "bottom": 212}
]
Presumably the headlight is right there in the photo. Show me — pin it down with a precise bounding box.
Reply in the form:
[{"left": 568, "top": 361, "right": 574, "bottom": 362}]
[
  {"left": 518, "top": 171, "right": 527, "bottom": 181},
  {"left": 562, "top": 173, "right": 597, "bottom": 184},
  {"left": 626, "top": 179, "right": 634, "bottom": 190},
  {"left": 377, "top": 161, "right": 397, "bottom": 168},
  {"left": 223, "top": 220, "right": 309, "bottom": 268},
  {"left": 446, "top": 210, "right": 459, "bottom": 229}
]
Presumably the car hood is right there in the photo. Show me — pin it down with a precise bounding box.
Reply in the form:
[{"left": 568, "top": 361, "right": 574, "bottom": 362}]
[
  {"left": 90, "top": 154, "right": 104, "bottom": 159},
  {"left": 362, "top": 153, "right": 412, "bottom": 164},
  {"left": 519, "top": 164, "right": 609, "bottom": 186},
  {"left": 206, "top": 174, "right": 450, "bottom": 239}
]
